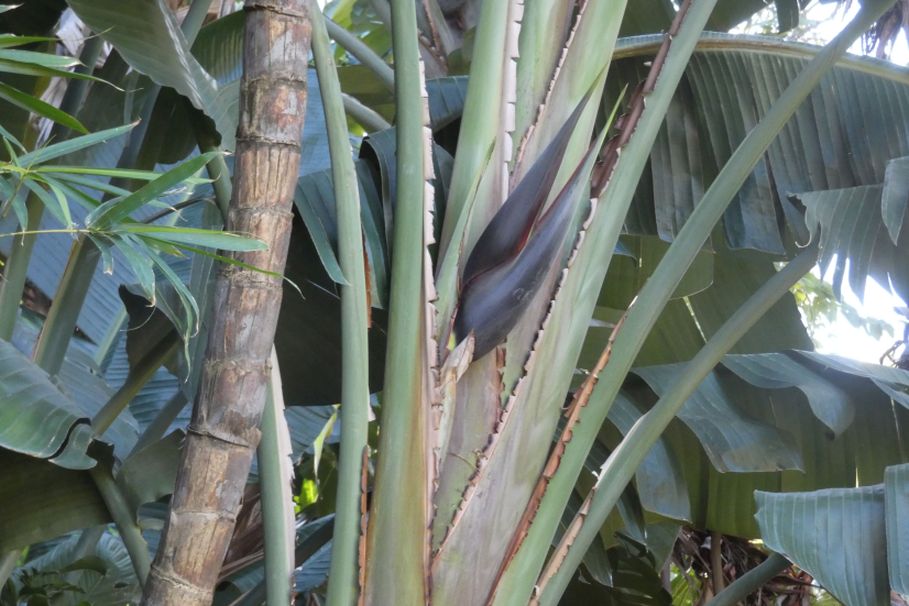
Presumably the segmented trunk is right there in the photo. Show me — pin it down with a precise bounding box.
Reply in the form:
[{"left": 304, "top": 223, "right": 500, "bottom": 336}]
[{"left": 141, "top": 2, "right": 310, "bottom": 604}]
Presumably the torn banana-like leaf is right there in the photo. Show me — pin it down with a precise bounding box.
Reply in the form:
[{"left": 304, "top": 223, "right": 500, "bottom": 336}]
[
  {"left": 460, "top": 90, "right": 596, "bottom": 289},
  {"left": 456, "top": 125, "right": 609, "bottom": 358}
]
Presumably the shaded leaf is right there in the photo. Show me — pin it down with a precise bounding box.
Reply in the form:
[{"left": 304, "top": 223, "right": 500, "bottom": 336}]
[
  {"left": 0, "top": 450, "right": 107, "bottom": 552},
  {"left": 633, "top": 364, "right": 803, "bottom": 473},
  {"left": 756, "top": 486, "right": 890, "bottom": 606},
  {"left": 0, "top": 339, "right": 94, "bottom": 469},
  {"left": 66, "top": 0, "right": 231, "bottom": 142}
]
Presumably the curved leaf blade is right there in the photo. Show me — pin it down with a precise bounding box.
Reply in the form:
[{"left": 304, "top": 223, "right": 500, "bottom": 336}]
[
  {"left": 0, "top": 340, "right": 95, "bottom": 469},
  {"left": 755, "top": 486, "right": 890, "bottom": 606}
]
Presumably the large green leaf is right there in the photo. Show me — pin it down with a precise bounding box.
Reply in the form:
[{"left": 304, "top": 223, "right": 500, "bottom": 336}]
[
  {"left": 722, "top": 352, "right": 854, "bottom": 436},
  {"left": 885, "top": 463, "right": 909, "bottom": 595},
  {"left": 633, "top": 363, "right": 803, "bottom": 473},
  {"left": 756, "top": 485, "right": 890, "bottom": 606},
  {"left": 610, "top": 34, "right": 909, "bottom": 262},
  {"left": 798, "top": 177, "right": 909, "bottom": 302},
  {"left": 66, "top": 0, "right": 231, "bottom": 143},
  {"left": 12, "top": 531, "right": 139, "bottom": 606},
  {"left": 0, "top": 339, "right": 94, "bottom": 469},
  {"left": 0, "top": 450, "right": 107, "bottom": 551},
  {"left": 615, "top": 350, "right": 909, "bottom": 539}
]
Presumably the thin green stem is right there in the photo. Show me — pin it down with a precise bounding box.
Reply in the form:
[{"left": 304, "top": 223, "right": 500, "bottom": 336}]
[
  {"left": 88, "top": 466, "right": 151, "bottom": 586},
  {"left": 0, "top": 35, "right": 104, "bottom": 341},
  {"left": 310, "top": 3, "right": 372, "bottom": 605},
  {"left": 325, "top": 17, "right": 395, "bottom": 92},
  {"left": 191, "top": 105, "right": 232, "bottom": 221},
  {"left": 93, "top": 309, "right": 127, "bottom": 368},
  {"left": 536, "top": 249, "right": 817, "bottom": 603},
  {"left": 130, "top": 391, "right": 188, "bottom": 455},
  {"left": 92, "top": 330, "right": 180, "bottom": 436},
  {"left": 364, "top": 0, "right": 430, "bottom": 603},
  {"left": 33, "top": 237, "right": 100, "bottom": 375},
  {"left": 180, "top": 0, "right": 211, "bottom": 46},
  {"left": 342, "top": 92, "right": 391, "bottom": 132},
  {"left": 707, "top": 552, "right": 790, "bottom": 606},
  {"left": 258, "top": 352, "right": 294, "bottom": 606}
]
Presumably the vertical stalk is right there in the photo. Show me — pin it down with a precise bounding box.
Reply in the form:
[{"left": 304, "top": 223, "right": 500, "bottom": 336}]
[
  {"left": 710, "top": 531, "right": 725, "bottom": 595},
  {"left": 91, "top": 331, "right": 180, "bottom": 436},
  {"left": 88, "top": 466, "right": 152, "bottom": 586},
  {"left": 258, "top": 351, "right": 295, "bottom": 606},
  {"left": 308, "top": 2, "right": 372, "bottom": 605},
  {"left": 0, "top": 34, "right": 103, "bottom": 341},
  {"left": 364, "top": 0, "right": 432, "bottom": 603},
  {"left": 534, "top": 249, "right": 817, "bottom": 603},
  {"left": 141, "top": 1, "right": 311, "bottom": 603}
]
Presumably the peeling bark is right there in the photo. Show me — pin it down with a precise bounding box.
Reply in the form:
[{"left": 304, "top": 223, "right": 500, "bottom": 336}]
[{"left": 141, "top": 2, "right": 310, "bottom": 604}]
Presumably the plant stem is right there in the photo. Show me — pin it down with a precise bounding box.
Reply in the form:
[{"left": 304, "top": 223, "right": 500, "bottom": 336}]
[
  {"left": 131, "top": 392, "right": 188, "bottom": 455},
  {"left": 258, "top": 351, "right": 295, "bottom": 606},
  {"left": 141, "top": 1, "right": 311, "bottom": 602},
  {"left": 88, "top": 466, "right": 151, "bottom": 586},
  {"left": 0, "top": 34, "right": 104, "bottom": 341},
  {"left": 309, "top": 2, "right": 373, "bottom": 605},
  {"left": 92, "top": 330, "right": 180, "bottom": 436},
  {"left": 707, "top": 552, "right": 790, "bottom": 606},
  {"left": 342, "top": 92, "right": 391, "bottom": 132},
  {"left": 535, "top": 249, "right": 817, "bottom": 604},
  {"left": 711, "top": 531, "right": 725, "bottom": 594},
  {"left": 191, "top": 111, "right": 233, "bottom": 221},
  {"left": 325, "top": 17, "right": 395, "bottom": 92},
  {"left": 32, "top": 237, "right": 100, "bottom": 375},
  {"left": 180, "top": 0, "right": 212, "bottom": 46},
  {"left": 364, "top": 0, "right": 432, "bottom": 603}
]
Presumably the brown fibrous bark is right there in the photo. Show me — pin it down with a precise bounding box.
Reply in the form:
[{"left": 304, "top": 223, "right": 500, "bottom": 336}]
[{"left": 141, "top": 2, "right": 310, "bottom": 604}]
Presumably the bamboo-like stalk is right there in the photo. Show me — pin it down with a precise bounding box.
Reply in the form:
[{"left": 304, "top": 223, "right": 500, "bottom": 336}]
[
  {"left": 707, "top": 552, "right": 790, "bottom": 606},
  {"left": 0, "top": 34, "right": 103, "bottom": 341},
  {"left": 364, "top": 0, "right": 432, "bottom": 603},
  {"left": 535, "top": 249, "right": 818, "bottom": 603},
  {"left": 258, "top": 351, "right": 295, "bottom": 606},
  {"left": 308, "top": 2, "right": 372, "bottom": 604},
  {"left": 325, "top": 17, "right": 395, "bottom": 92},
  {"left": 141, "top": 1, "right": 311, "bottom": 603},
  {"left": 494, "top": 1, "right": 897, "bottom": 601}
]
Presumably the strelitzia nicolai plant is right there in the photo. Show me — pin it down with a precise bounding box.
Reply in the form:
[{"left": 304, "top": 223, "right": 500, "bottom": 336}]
[{"left": 2, "top": 0, "right": 909, "bottom": 605}]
